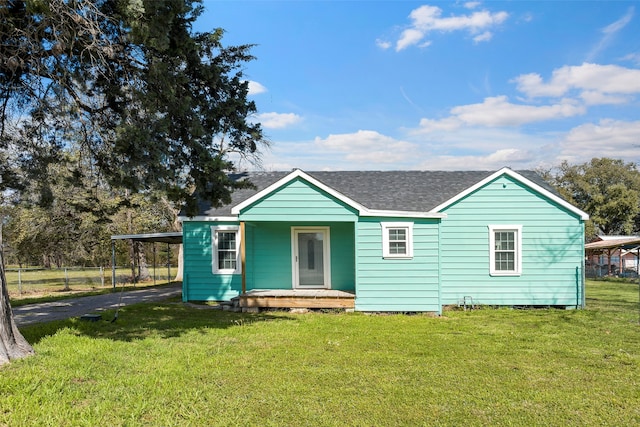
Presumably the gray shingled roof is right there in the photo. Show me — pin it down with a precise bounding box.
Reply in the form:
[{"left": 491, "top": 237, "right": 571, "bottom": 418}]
[{"left": 192, "top": 169, "right": 559, "bottom": 217}]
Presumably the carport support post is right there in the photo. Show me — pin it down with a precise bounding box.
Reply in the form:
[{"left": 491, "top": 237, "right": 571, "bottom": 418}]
[
  {"left": 241, "top": 221, "right": 246, "bottom": 294},
  {"left": 111, "top": 239, "right": 116, "bottom": 289}
]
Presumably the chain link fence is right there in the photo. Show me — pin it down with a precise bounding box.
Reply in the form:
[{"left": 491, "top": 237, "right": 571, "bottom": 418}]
[{"left": 5, "top": 266, "right": 177, "bottom": 298}]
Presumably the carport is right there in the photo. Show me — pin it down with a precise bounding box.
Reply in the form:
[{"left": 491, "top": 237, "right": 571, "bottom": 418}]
[
  {"left": 585, "top": 237, "right": 640, "bottom": 277},
  {"left": 110, "top": 232, "right": 183, "bottom": 288}
]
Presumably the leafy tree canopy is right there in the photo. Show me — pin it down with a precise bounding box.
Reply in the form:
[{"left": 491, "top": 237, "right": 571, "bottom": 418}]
[
  {"left": 0, "top": 0, "right": 266, "bottom": 365},
  {"left": 0, "top": 0, "right": 266, "bottom": 214},
  {"left": 545, "top": 158, "right": 640, "bottom": 238}
]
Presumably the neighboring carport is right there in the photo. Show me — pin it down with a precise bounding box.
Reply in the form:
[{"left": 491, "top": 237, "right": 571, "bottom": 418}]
[
  {"left": 110, "top": 232, "right": 183, "bottom": 288},
  {"left": 585, "top": 237, "right": 640, "bottom": 277}
]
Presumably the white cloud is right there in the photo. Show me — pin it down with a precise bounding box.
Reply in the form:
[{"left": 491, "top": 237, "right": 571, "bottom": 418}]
[
  {"left": 587, "top": 6, "right": 634, "bottom": 61},
  {"left": 621, "top": 52, "right": 640, "bottom": 65},
  {"left": 397, "top": 28, "right": 425, "bottom": 51},
  {"left": 409, "top": 5, "right": 508, "bottom": 32},
  {"left": 247, "top": 81, "right": 267, "bottom": 95},
  {"left": 260, "top": 121, "right": 637, "bottom": 172},
  {"left": 256, "top": 112, "right": 301, "bottom": 129},
  {"left": 473, "top": 31, "right": 493, "bottom": 43},
  {"left": 464, "top": 2, "right": 481, "bottom": 9},
  {"left": 415, "top": 96, "right": 585, "bottom": 132},
  {"left": 375, "top": 39, "right": 392, "bottom": 50},
  {"left": 579, "top": 90, "right": 629, "bottom": 105},
  {"left": 418, "top": 148, "right": 534, "bottom": 171},
  {"left": 390, "top": 4, "right": 508, "bottom": 51},
  {"left": 314, "top": 130, "right": 417, "bottom": 164},
  {"left": 559, "top": 119, "right": 640, "bottom": 163},
  {"left": 512, "top": 63, "right": 640, "bottom": 103},
  {"left": 452, "top": 96, "right": 585, "bottom": 126},
  {"left": 417, "top": 117, "right": 463, "bottom": 133}
]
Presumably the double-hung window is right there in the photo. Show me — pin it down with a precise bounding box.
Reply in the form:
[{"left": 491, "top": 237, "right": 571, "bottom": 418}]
[
  {"left": 212, "top": 226, "right": 241, "bottom": 274},
  {"left": 381, "top": 222, "right": 414, "bottom": 259},
  {"left": 488, "top": 225, "right": 522, "bottom": 276}
]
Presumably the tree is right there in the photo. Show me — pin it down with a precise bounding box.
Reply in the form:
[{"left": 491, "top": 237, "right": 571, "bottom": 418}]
[
  {"left": 545, "top": 158, "right": 640, "bottom": 238},
  {"left": 0, "top": 0, "right": 266, "bottom": 365}
]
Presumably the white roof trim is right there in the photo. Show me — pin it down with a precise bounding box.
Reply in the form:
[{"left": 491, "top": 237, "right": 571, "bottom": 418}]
[
  {"left": 362, "top": 209, "right": 446, "bottom": 219},
  {"left": 231, "top": 169, "right": 369, "bottom": 215},
  {"left": 178, "top": 216, "right": 238, "bottom": 222},
  {"left": 430, "top": 167, "right": 590, "bottom": 221}
]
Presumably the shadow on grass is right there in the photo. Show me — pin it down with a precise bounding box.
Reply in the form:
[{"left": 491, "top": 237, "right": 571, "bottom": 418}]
[{"left": 20, "top": 301, "right": 294, "bottom": 345}]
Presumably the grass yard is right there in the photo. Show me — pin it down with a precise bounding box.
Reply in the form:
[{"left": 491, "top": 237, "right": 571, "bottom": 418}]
[{"left": 1, "top": 280, "right": 639, "bottom": 426}]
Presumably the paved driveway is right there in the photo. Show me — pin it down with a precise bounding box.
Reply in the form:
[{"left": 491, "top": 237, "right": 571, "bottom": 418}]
[{"left": 13, "top": 283, "right": 182, "bottom": 326}]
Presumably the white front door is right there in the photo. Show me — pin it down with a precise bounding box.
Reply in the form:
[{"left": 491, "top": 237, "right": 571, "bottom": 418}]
[{"left": 292, "top": 227, "right": 331, "bottom": 289}]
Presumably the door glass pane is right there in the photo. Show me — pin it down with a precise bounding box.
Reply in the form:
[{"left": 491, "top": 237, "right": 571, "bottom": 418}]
[{"left": 298, "top": 232, "right": 324, "bottom": 287}]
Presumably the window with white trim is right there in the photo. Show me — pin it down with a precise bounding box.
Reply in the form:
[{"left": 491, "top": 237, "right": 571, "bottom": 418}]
[
  {"left": 381, "top": 222, "right": 413, "bottom": 259},
  {"left": 212, "top": 226, "right": 241, "bottom": 274},
  {"left": 488, "top": 225, "right": 522, "bottom": 276}
]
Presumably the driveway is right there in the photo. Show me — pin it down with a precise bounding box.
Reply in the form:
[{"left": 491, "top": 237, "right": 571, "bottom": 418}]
[{"left": 13, "top": 283, "right": 182, "bottom": 326}]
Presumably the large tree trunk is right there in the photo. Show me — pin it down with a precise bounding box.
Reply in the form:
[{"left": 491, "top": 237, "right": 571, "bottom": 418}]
[
  {"left": 174, "top": 244, "right": 183, "bottom": 282},
  {"left": 136, "top": 242, "right": 150, "bottom": 281},
  {"left": 0, "top": 235, "right": 34, "bottom": 366}
]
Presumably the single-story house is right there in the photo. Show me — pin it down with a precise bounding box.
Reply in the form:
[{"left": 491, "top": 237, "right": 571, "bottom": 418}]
[{"left": 178, "top": 167, "right": 589, "bottom": 313}]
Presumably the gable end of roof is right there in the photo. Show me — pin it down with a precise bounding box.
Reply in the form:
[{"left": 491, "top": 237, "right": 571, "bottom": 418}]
[{"left": 430, "top": 167, "right": 589, "bottom": 220}]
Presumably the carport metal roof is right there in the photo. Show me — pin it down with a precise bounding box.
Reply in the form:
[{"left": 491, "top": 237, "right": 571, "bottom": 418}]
[
  {"left": 109, "top": 232, "right": 182, "bottom": 289},
  {"left": 585, "top": 237, "right": 640, "bottom": 252},
  {"left": 110, "top": 232, "right": 183, "bottom": 244}
]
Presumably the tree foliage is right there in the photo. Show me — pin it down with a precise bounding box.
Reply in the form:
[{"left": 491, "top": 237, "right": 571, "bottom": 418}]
[
  {"left": 1, "top": 0, "right": 266, "bottom": 212},
  {"left": 545, "top": 158, "right": 640, "bottom": 237},
  {"left": 0, "top": 0, "right": 266, "bottom": 364},
  {"left": 6, "top": 152, "right": 176, "bottom": 268}
]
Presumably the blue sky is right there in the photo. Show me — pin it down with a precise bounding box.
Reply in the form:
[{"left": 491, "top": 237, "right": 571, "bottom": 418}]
[{"left": 196, "top": 1, "right": 640, "bottom": 171}]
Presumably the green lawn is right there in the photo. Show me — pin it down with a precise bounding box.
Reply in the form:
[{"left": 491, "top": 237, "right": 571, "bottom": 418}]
[{"left": 1, "top": 280, "right": 639, "bottom": 426}]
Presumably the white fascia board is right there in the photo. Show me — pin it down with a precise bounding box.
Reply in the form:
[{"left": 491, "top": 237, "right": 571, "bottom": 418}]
[
  {"left": 230, "top": 169, "right": 368, "bottom": 215},
  {"left": 360, "top": 209, "right": 447, "bottom": 219},
  {"left": 178, "top": 216, "right": 238, "bottom": 222},
  {"left": 430, "top": 167, "right": 590, "bottom": 221}
]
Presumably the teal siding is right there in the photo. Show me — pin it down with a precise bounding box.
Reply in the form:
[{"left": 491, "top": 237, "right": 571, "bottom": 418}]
[
  {"left": 355, "top": 218, "right": 441, "bottom": 312},
  {"left": 182, "top": 220, "right": 355, "bottom": 301},
  {"left": 440, "top": 175, "right": 585, "bottom": 307},
  {"left": 182, "top": 221, "right": 241, "bottom": 301},
  {"left": 246, "top": 222, "right": 355, "bottom": 291},
  {"left": 239, "top": 178, "right": 358, "bottom": 222}
]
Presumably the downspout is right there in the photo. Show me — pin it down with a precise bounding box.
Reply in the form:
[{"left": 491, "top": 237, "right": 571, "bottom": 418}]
[
  {"left": 581, "top": 222, "right": 586, "bottom": 309},
  {"left": 240, "top": 221, "right": 246, "bottom": 295},
  {"left": 437, "top": 218, "right": 443, "bottom": 316}
]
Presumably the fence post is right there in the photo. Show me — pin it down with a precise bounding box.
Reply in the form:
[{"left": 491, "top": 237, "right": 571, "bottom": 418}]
[
  {"left": 100, "top": 266, "right": 105, "bottom": 287},
  {"left": 18, "top": 268, "right": 22, "bottom": 295},
  {"left": 64, "top": 268, "right": 70, "bottom": 291}
]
